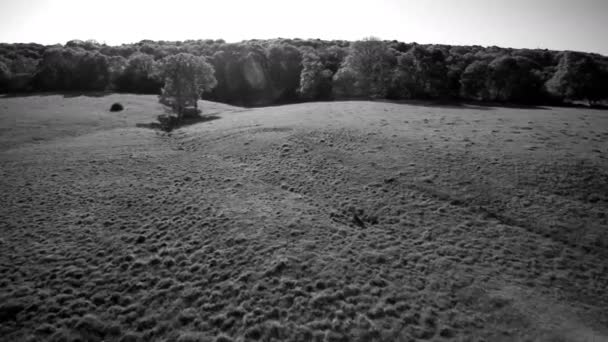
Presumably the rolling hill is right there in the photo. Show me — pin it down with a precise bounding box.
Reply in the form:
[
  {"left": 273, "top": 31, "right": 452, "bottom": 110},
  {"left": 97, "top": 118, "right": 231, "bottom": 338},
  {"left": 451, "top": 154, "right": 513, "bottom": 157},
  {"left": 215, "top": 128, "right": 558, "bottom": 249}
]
[{"left": 1, "top": 94, "right": 607, "bottom": 341}]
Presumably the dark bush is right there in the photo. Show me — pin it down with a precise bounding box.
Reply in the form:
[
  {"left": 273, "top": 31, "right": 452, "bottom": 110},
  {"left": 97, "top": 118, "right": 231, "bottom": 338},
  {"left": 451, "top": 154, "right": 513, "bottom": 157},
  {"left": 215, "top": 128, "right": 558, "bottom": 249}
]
[{"left": 110, "top": 102, "right": 124, "bottom": 112}]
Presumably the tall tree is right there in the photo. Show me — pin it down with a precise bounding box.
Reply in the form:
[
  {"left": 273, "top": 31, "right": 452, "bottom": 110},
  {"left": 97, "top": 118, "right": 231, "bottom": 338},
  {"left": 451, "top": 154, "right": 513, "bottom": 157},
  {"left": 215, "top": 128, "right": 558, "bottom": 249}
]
[
  {"left": 116, "top": 53, "right": 162, "bottom": 93},
  {"left": 546, "top": 52, "right": 608, "bottom": 105},
  {"left": 298, "top": 51, "right": 333, "bottom": 100},
  {"left": 266, "top": 43, "right": 302, "bottom": 102},
  {"left": 9, "top": 55, "right": 38, "bottom": 75},
  {"left": 320, "top": 45, "right": 348, "bottom": 73},
  {"left": 159, "top": 53, "right": 217, "bottom": 119},
  {"left": 74, "top": 52, "right": 110, "bottom": 91},
  {"left": 32, "top": 47, "right": 75, "bottom": 90},
  {"left": 410, "top": 46, "right": 449, "bottom": 99},
  {"left": 487, "top": 56, "right": 543, "bottom": 103},
  {"left": 389, "top": 52, "right": 418, "bottom": 99},
  {"left": 32, "top": 48, "right": 109, "bottom": 91},
  {"left": 334, "top": 37, "right": 393, "bottom": 98},
  {"left": 460, "top": 60, "right": 490, "bottom": 100},
  {"left": 391, "top": 46, "right": 449, "bottom": 99}
]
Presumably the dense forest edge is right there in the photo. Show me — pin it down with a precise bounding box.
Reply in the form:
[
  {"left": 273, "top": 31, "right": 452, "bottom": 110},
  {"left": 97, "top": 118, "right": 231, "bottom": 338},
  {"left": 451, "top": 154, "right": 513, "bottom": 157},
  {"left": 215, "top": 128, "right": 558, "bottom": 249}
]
[{"left": 0, "top": 38, "right": 607, "bottom": 108}]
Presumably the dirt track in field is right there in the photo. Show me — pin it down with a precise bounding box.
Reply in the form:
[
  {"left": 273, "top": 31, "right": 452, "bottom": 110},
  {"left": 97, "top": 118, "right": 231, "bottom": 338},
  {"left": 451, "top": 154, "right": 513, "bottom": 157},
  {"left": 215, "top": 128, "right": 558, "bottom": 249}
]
[{"left": 1, "top": 95, "right": 607, "bottom": 341}]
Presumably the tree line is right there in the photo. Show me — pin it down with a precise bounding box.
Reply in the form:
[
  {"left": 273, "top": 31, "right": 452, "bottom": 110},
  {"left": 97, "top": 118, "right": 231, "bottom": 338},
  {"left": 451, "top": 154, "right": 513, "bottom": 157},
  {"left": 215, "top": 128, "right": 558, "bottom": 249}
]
[{"left": 1, "top": 38, "right": 607, "bottom": 106}]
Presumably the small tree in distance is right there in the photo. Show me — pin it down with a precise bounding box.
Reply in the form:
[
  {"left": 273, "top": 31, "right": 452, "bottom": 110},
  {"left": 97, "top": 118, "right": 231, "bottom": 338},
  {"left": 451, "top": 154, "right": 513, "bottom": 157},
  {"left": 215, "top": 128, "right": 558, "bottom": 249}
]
[{"left": 159, "top": 53, "right": 217, "bottom": 119}]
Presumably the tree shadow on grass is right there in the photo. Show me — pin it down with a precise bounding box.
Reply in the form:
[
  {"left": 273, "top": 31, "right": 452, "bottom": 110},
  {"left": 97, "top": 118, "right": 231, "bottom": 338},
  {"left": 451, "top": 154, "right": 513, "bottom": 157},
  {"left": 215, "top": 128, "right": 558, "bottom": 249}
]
[
  {"left": 382, "top": 99, "right": 608, "bottom": 110},
  {"left": 179, "top": 114, "right": 222, "bottom": 127},
  {"left": 370, "top": 99, "right": 492, "bottom": 111},
  {"left": 62, "top": 91, "right": 113, "bottom": 98},
  {"left": 376, "top": 99, "right": 551, "bottom": 111},
  {"left": 136, "top": 114, "right": 221, "bottom": 132},
  {"left": 473, "top": 101, "right": 550, "bottom": 110}
]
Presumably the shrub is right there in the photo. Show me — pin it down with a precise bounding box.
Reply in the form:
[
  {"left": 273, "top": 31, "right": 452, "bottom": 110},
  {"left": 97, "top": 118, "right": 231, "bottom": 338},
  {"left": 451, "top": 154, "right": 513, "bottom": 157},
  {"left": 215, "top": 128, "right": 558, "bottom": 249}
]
[{"left": 110, "top": 103, "right": 124, "bottom": 112}]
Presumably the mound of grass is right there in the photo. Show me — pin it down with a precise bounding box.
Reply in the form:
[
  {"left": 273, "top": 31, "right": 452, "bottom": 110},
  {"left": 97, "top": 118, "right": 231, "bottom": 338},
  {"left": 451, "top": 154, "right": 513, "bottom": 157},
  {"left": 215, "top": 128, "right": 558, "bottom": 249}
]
[
  {"left": 177, "top": 331, "right": 213, "bottom": 342},
  {"left": 75, "top": 314, "right": 107, "bottom": 338}
]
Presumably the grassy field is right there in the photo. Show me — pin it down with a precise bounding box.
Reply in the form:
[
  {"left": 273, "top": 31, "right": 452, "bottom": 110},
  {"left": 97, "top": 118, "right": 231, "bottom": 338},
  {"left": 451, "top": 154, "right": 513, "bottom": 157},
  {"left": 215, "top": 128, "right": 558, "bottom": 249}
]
[{"left": 1, "top": 94, "right": 607, "bottom": 341}]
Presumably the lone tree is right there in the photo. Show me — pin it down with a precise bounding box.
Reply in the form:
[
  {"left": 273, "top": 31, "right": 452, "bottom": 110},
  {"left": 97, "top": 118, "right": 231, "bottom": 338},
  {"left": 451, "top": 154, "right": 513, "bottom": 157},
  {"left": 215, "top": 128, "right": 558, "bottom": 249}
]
[{"left": 159, "top": 53, "right": 217, "bottom": 119}]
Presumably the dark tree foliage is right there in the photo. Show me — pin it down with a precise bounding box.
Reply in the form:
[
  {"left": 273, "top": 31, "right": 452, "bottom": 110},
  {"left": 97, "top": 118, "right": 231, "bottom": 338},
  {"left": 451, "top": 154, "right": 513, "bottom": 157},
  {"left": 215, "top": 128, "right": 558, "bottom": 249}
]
[
  {"left": 265, "top": 43, "right": 302, "bottom": 102},
  {"left": 486, "top": 56, "right": 544, "bottom": 103},
  {"left": 115, "top": 53, "right": 162, "bottom": 94},
  {"left": 444, "top": 49, "right": 470, "bottom": 99},
  {"left": 240, "top": 48, "right": 274, "bottom": 105},
  {"left": 334, "top": 38, "right": 394, "bottom": 99},
  {"left": 159, "top": 53, "right": 217, "bottom": 118},
  {"left": 110, "top": 102, "right": 124, "bottom": 112},
  {"left": 1, "top": 38, "right": 606, "bottom": 105},
  {"left": 390, "top": 46, "right": 449, "bottom": 99},
  {"left": 298, "top": 51, "right": 333, "bottom": 100},
  {"left": 332, "top": 66, "right": 360, "bottom": 99},
  {"left": 65, "top": 39, "right": 102, "bottom": 51},
  {"left": 209, "top": 44, "right": 274, "bottom": 106},
  {"left": 297, "top": 46, "right": 346, "bottom": 100},
  {"left": 32, "top": 48, "right": 110, "bottom": 91},
  {"left": 74, "top": 52, "right": 111, "bottom": 90},
  {"left": 9, "top": 55, "right": 39, "bottom": 75},
  {"left": 0, "top": 61, "right": 11, "bottom": 91},
  {"left": 546, "top": 52, "right": 608, "bottom": 104},
  {"left": 100, "top": 45, "right": 138, "bottom": 59},
  {"left": 207, "top": 47, "right": 250, "bottom": 104},
  {"left": 0, "top": 43, "right": 45, "bottom": 60},
  {"left": 411, "top": 46, "right": 450, "bottom": 99},
  {"left": 320, "top": 45, "right": 348, "bottom": 74},
  {"left": 389, "top": 53, "right": 418, "bottom": 99},
  {"left": 460, "top": 60, "right": 490, "bottom": 100}
]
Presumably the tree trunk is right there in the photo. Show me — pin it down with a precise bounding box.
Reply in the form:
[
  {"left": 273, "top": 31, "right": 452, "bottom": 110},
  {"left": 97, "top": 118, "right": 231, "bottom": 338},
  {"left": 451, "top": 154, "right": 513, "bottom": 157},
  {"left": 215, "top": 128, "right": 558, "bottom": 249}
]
[{"left": 177, "top": 104, "right": 183, "bottom": 120}]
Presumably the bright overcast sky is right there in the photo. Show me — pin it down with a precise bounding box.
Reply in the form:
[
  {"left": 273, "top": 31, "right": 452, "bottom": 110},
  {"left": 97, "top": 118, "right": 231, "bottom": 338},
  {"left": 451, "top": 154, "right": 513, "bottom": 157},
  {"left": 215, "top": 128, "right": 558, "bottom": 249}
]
[{"left": 1, "top": 0, "right": 607, "bottom": 55}]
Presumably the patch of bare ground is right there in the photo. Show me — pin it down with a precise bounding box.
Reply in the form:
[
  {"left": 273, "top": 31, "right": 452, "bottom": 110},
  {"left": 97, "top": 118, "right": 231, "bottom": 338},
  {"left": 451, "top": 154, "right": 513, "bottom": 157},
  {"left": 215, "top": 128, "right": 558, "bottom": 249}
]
[{"left": 1, "top": 97, "right": 607, "bottom": 341}]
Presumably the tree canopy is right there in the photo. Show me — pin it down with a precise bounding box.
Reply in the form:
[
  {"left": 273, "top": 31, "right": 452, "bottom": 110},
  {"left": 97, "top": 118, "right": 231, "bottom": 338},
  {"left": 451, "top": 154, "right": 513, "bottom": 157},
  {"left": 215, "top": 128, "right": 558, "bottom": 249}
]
[
  {"left": 334, "top": 37, "right": 394, "bottom": 98},
  {"left": 158, "top": 53, "right": 217, "bottom": 118},
  {"left": 0, "top": 38, "right": 607, "bottom": 106},
  {"left": 546, "top": 52, "right": 608, "bottom": 104}
]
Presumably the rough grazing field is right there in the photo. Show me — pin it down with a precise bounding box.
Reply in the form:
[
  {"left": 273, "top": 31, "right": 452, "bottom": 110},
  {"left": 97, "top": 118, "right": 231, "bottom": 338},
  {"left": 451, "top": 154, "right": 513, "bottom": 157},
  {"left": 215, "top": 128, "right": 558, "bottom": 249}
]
[{"left": 1, "top": 94, "right": 607, "bottom": 342}]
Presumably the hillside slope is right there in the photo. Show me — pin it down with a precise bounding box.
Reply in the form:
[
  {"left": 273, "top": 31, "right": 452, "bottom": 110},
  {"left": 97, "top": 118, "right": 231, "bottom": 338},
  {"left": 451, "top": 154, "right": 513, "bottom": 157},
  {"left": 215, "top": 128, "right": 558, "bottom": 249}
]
[{"left": 1, "top": 95, "right": 607, "bottom": 341}]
